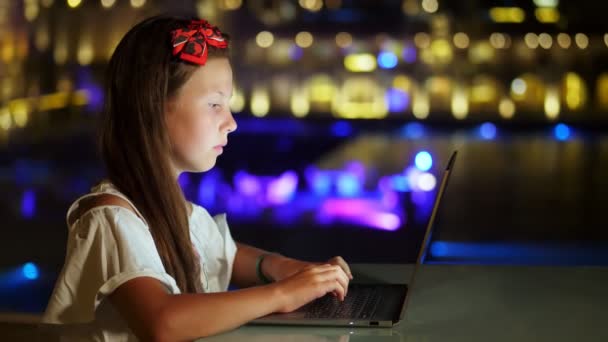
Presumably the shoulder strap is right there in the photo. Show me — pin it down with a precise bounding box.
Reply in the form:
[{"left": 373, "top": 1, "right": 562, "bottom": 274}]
[{"left": 67, "top": 193, "right": 144, "bottom": 227}]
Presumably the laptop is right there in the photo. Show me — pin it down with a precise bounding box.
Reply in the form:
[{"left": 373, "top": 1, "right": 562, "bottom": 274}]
[{"left": 250, "top": 150, "right": 458, "bottom": 327}]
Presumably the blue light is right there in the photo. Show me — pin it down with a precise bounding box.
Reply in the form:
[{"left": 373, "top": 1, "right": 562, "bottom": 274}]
[
  {"left": 414, "top": 151, "right": 433, "bottom": 172},
  {"left": 22, "top": 262, "right": 39, "bottom": 280},
  {"left": 336, "top": 174, "right": 360, "bottom": 197},
  {"left": 289, "top": 44, "right": 303, "bottom": 61},
  {"left": 21, "top": 189, "right": 36, "bottom": 219},
  {"left": 479, "top": 122, "right": 497, "bottom": 140},
  {"left": 402, "top": 46, "right": 417, "bottom": 63},
  {"left": 430, "top": 241, "right": 449, "bottom": 257},
  {"left": 554, "top": 123, "right": 571, "bottom": 141},
  {"left": 311, "top": 173, "right": 332, "bottom": 196},
  {"left": 386, "top": 88, "right": 410, "bottom": 112},
  {"left": 377, "top": 51, "right": 398, "bottom": 69},
  {"left": 400, "top": 122, "right": 425, "bottom": 139},
  {"left": 331, "top": 121, "right": 353, "bottom": 137}
]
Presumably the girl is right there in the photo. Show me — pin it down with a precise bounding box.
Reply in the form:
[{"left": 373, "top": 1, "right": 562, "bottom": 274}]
[{"left": 42, "top": 15, "right": 352, "bottom": 341}]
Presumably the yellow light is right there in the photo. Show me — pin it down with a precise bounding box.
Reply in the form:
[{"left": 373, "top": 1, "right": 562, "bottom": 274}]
[
  {"left": 54, "top": 45, "right": 68, "bottom": 64},
  {"left": 511, "top": 78, "right": 527, "bottom": 96},
  {"left": 557, "top": 33, "right": 571, "bottom": 48},
  {"left": 24, "top": 2, "right": 39, "bottom": 22},
  {"left": 597, "top": 73, "right": 608, "bottom": 109},
  {"left": 453, "top": 32, "right": 470, "bottom": 49},
  {"left": 130, "top": 0, "right": 146, "bottom": 8},
  {"left": 489, "top": 33, "right": 506, "bottom": 49},
  {"left": 414, "top": 32, "right": 431, "bottom": 48},
  {"left": 393, "top": 75, "right": 413, "bottom": 91},
  {"left": 524, "top": 33, "right": 539, "bottom": 49},
  {"left": 221, "top": 0, "right": 242, "bottom": 10},
  {"left": 430, "top": 39, "right": 452, "bottom": 64},
  {"left": 39, "top": 92, "right": 69, "bottom": 111},
  {"left": 299, "top": 0, "right": 322, "bottom": 12},
  {"left": 77, "top": 38, "right": 94, "bottom": 65},
  {"left": 575, "top": 33, "right": 588, "bottom": 49},
  {"left": 230, "top": 87, "right": 245, "bottom": 113},
  {"left": 563, "top": 72, "right": 587, "bottom": 110},
  {"left": 309, "top": 74, "right": 335, "bottom": 103},
  {"left": 421, "top": 0, "right": 438, "bottom": 13},
  {"left": 412, "top": 87, "right": 429, "bottom": 119},
  {"left": 67, "top": 0, "right": 82, "bottom": 8},
  {"left": 335, "top": 32, "right": 352, "bottom": 48},
  {"left": 451, "top": 86, "right": 469, "bottom": 120},
  {"left": 290, "top": 86, "right": 310, "bottom": 118},
  {"left": 256, "top": 31, "right": 274, "bottom": 48},
  {"left": 35, "top": 26, "right": 50, "bottom": 51},
  {"left": 489, "top": 7, "right": 525, "bottom": 23},
  {"left": 468, "top": 42, "right": 494, "bottom": 64},
  {"left": 538, "top": 33, "right": 552, "bottom": 49},
  {"left": 544, "top": 86, "right": 560, "bottom": 120},
  {"left": 101, "top": 0, "right": 116, "bottom": 8},
  {"left": 533, "top": 0, "right": 559, "bottom": 8},
  {"left": 72, "top": 90, "right": 90, "bottom": 106},
  {"left": 251, "top": 87, "right": 270, "bottom": 117},
  {"left": 2, "top": 79, "right": 12, "bottom": 99},
  {"left": 2, "top": 40, "right": 14, "bottom": 63},
  {"left": 498, "top": 97, "right": 515, "bottom": 119},
  {"left": 535, "top": 8, "right": 560, "bottom": 23},
  {"left": 402, "top": 0, "right": 420, "bottom": 16},
  {"left": 470, "top": 76, "right": 497, "bottom": 103},
  {"left": 295, "top": 31, "right": 313, "bottom": 48},
  {"left": 9, "top": 100, "right": 29, "bottom": 128},
  {"left": 332, "top": 77, "right": 387, "bottom": 119},
  {"left": 0, "top": 107, "right": 11, "bottom": 130},
  {"left": 604, "top": 33, "right": 608, "bottom": 47},
  {"left": 344, "top": 53, "right": 376, "bottom": 72}
]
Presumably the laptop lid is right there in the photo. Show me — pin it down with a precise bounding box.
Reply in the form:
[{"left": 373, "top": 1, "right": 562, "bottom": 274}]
[{"left": 398, "top": 150, "right": 458, "bottom": 321}]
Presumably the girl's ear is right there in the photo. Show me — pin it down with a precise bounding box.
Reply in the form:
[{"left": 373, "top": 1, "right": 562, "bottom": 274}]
[{"left": 165, "top": 98, "right": 176, "bottom": 117}]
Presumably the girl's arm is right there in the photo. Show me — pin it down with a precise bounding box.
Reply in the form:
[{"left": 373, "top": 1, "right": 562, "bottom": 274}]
[
  {"left": 230, "top": 242, "right": 298, "bottom": 287},
  {"left": 109, "top": 277, "right": 280, "bottom": 341},
  {"left": 231, "top": 242, "right": 353, "bottom": 288},
  {"left": 110, "top": 264, "right": 349, "bottom": 341}
]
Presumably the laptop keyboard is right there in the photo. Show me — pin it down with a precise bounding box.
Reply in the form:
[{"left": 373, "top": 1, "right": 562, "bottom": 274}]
[{"left": 299, "top": 285, "right": 382, "bottom": 319}]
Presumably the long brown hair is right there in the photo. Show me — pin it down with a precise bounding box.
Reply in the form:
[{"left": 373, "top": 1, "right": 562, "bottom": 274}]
[{"left": 99, "top": 15, "right": 230, "bottom": 293}]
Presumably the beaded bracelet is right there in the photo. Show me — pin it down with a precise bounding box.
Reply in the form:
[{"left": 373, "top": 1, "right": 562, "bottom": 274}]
[{"left": 255, "top": 253, "right": 274, "bottom": 284}]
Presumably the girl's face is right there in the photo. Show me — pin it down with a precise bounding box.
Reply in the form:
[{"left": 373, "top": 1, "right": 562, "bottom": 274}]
[{"left": 165, "top": 58, "right": 237, "bottom": 176}]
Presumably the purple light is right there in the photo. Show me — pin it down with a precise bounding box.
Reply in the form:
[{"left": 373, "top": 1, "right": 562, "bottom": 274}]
[
  {"left": 21, "top": 189, "right": 36, "bottom": 219},
  {"left": 289, "top": 44, "right": 303, "bottom": 60},
  {"left": 234, "top": 171, "right": 262, "bottom": 197},
  {"left": 320, "top": 198, "right": 402, "bottom": 231},
  {"left": 402, "top": 45, "right": 417, "bottom": 63},
  {"left": 198, "top": 170, "right": 222, "bottom": 208},
  {"left": 386, "top": 88, "right": 410, "bottom": 112},
  {"left": 267, "top": 171, "right": 299, "bottom": 205},
  {"left": 344, "top": 161, "right": 366, "bottom": 180},
  {"left": 417, "top": 172, "right": 437, "bottom": 191},
  {"left": 363, "top": 212, "right": 401, "bottom": 231},
  {"left": 178, "top": 173, "right": 190, "bottom": 189}
]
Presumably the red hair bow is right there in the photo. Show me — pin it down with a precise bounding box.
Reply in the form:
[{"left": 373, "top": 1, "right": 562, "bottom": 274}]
[{"left": 171, "top": 20, "right": 228, "bottom": 65}]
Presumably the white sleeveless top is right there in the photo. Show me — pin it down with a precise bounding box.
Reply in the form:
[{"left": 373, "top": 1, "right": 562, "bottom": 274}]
[{"left": 41, "top": 180, "right": 238, "bottom": 341}]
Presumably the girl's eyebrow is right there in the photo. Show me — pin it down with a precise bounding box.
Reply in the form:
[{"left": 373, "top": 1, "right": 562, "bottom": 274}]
[{"left": 214, "top": 91, "right": 233, "bottom": 98}]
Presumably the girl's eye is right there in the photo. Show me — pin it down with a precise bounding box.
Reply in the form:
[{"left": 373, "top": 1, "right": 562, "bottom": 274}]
[{"left": 210, "top": 103, "right": 221, "bottom": 109}]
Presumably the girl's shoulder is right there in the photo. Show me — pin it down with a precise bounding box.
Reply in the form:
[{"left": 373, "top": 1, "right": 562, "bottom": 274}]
[{"left": 66, "top": 179, "right": 147, "bottom": 230}]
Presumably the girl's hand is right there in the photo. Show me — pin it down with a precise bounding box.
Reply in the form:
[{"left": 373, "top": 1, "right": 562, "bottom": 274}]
[
  {"left": 271, "top": 264, "right": 350, "bottom": 313},
  {"left": 267, "top": 255, "right": 353, "bottom": 282},
  {"left": 266, "top": 255, "right": 353, "bottom": 301}
]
